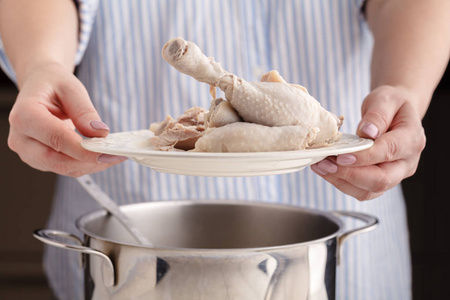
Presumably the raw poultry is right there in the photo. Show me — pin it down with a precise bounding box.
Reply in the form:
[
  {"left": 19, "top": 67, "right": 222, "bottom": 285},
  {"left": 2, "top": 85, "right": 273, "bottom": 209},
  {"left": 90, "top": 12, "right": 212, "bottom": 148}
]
[{"left": 150, "top": 37, "right": 343, "bottom": 152}]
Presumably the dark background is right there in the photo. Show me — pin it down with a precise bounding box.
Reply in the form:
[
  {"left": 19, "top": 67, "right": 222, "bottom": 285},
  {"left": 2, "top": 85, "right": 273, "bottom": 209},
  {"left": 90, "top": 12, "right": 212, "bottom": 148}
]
[{"left": 0, "top": 63, "right": 449, "bottom": 299}]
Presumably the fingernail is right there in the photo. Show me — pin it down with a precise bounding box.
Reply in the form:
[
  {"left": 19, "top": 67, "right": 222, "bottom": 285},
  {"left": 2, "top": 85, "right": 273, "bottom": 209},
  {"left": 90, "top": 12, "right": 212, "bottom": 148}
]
[
  {"left": 312, "top": 160, "right": 338, "bottom": 175},
  {"left": 360, "top": 122, "right": 378, "bottom": 139},
  {"left": 311, "top": 164, "right": 328, "bottom": 175},
  {"left": 318, "top": 159, "right": 338, "bottom": 174},
  {"left": 337, "top": 154, "right": 356, "bottom": 165},
  {"left": 97, "top": 154, "right": 128, "bottom": 163},
  {"left": 90, "top": 120, "right": 110, "bottom": 131}
]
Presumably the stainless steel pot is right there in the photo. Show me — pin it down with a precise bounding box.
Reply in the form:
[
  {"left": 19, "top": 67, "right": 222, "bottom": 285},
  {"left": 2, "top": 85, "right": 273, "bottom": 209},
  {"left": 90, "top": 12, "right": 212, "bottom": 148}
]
[{"left": 34, "top": 200, "right": 377, "bottom": 300}]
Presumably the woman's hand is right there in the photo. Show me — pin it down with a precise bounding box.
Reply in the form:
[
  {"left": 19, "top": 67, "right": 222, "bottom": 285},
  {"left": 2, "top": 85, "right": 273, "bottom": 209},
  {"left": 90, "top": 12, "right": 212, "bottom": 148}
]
[
  {"left": 311, "top": 85, "right": 426, "bottom": 200},
  {"left": 7, "top": 63, "right": 127, "bottom": 177}
]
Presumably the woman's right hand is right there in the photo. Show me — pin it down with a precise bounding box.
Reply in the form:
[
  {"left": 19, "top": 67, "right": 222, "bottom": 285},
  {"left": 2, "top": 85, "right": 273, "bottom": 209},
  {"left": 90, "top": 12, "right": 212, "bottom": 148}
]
[{"left": 7, "top": 62, "right": 127, "bottom": 177}]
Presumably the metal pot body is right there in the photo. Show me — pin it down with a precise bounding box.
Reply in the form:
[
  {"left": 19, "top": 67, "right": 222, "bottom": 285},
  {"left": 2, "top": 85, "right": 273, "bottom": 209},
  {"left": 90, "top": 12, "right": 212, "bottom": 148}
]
[{"left": 34, "top": 200, "right": 377, "bottom": 300}]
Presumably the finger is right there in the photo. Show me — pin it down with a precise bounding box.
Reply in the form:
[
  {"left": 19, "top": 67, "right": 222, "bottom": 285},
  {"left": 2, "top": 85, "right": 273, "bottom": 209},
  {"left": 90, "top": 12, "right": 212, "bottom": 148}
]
[
  {"left": 311, "top": 164, "right": 384, "bottom": 201},
  {"left": 338, "top": 103, "right": 425, "bottom": 167},
  {"left": 337, "top": 161, "right": 408, "bottom": 192},
  {"left": 357, "top": 86, "right": 406, "bottom": 139},
  {"left": 55, "top": 74, "right": 110, "bottom": 138},
  {"left": 337, "top": 129, "right": 412, "bottom": 167},
  {"left": 10, "top": 132, "right": 68, "bottom": 173},
  {"left": 17, "top": 106, "right": 101, "bottom": 162},
  {"left": 312, "top": 158, "right": 410, "bottom": 199},
  {"left": 11, "top": 133, "right": 125, "bottom": 176}
]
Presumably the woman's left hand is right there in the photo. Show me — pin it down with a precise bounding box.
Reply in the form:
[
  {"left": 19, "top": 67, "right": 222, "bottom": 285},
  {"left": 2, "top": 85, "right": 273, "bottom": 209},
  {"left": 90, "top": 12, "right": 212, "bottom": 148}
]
[{"left": 310, "top": 85, "right": 426, "bottom": 201}]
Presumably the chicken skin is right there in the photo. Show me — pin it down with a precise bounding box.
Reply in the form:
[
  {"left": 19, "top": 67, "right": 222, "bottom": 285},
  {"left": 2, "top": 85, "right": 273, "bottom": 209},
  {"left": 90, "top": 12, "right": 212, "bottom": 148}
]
[{"left": 152, "top": 37, "right": 343, "bottom": 152}]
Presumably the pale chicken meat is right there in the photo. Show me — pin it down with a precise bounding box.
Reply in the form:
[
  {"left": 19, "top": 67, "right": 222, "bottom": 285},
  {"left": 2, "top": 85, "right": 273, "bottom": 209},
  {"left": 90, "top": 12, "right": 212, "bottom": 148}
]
[
  {"left": 193, "top": 122, "right": 317, "bottom": 152},
  {"left": 162, "top": 37, "right": 343, "bottom": 149},
  {"left": 149, "top": 107, "right": 206, "bottom": 151},
  {"left": 204, "top": 98, "right": 242, "bottom": 128},
  {"left": 152, "top": 37, "right": 343, "bottom": 152}
]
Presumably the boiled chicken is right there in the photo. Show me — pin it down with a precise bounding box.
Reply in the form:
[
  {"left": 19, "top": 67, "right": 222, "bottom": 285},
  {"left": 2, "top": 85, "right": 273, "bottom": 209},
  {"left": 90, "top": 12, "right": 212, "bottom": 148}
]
[
  {"left": 162, "top": 37, "right": 343, "bottom": 148},
  {"left": 149, "top": 107, "right": 206, "bottom": 151},
  {"left": 193, "top": 122, "right": 317, "bottom": 152},
  {"left": 204, "top": 98, "right": 242, "bottom": 128}
]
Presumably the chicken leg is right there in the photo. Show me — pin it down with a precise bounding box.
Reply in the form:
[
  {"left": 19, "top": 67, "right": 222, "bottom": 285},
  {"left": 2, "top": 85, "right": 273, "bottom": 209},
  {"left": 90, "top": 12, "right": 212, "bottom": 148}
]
[
  {"left": 193, "top": 122, "right": 318, "bottom": 152},
  {"left": 162, "top": 37, "right": 342, "bottom": 147}
]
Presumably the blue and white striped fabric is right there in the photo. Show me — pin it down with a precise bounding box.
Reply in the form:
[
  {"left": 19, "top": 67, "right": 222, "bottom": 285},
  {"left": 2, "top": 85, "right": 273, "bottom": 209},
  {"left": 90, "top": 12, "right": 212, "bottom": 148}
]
[{"left": 0, "top": 0, "right": 411, "bottom": 299}]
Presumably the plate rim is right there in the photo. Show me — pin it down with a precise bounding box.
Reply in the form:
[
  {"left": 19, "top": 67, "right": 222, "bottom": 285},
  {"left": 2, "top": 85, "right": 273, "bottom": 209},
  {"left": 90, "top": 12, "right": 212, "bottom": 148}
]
[{"left": 81, "top": 130, "right": 374, "bottom": 159}]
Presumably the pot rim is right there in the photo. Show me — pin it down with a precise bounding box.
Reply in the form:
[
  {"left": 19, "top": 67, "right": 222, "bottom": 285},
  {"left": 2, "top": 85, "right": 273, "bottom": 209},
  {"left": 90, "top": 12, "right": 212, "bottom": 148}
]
[{"left": 76, "top": 199, "right": 345, "bottom": 252}]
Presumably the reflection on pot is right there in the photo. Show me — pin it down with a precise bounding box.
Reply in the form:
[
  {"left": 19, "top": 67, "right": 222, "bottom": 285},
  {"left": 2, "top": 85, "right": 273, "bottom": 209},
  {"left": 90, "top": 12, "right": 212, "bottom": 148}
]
[{"left": 34, "top": 200, "right": 377, "bottom": 300}]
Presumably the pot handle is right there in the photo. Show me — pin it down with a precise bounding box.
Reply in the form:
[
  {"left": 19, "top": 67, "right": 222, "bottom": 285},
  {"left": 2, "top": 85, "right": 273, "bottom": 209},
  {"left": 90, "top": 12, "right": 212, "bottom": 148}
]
[
  {"left": 332, "top": 211, "right": 379, "bottom": 265},
  {"left": 33, "top": 229, "right": 115, "bottom": 287}
]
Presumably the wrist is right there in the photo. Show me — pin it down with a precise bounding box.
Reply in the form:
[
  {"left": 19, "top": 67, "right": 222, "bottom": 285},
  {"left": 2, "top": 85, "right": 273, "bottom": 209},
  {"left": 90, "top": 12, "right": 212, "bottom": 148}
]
[{"left": 16, "top": 60, "right": 75, "bottom": 89}]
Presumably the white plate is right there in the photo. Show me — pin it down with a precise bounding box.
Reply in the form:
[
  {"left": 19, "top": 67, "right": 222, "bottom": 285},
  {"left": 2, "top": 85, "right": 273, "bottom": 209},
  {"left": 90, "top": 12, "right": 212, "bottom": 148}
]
[{"left": 81, "top": 130, "right": 373, "bottom": 177}]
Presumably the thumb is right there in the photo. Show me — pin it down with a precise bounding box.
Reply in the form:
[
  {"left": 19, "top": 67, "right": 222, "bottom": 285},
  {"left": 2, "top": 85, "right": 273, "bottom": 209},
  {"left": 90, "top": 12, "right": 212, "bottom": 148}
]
[
  {"left": 56, "top": 74, "right": 109, "bottom": 138},
  {"left": 357, "top": 86, "right": 405, "bottom": 139}
]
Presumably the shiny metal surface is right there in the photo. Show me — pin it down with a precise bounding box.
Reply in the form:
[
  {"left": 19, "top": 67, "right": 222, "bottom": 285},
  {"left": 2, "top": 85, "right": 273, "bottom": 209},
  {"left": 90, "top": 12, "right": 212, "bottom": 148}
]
[
  {"left": 332, "top": 211, "right": 379, "bottom": 265},
  {"left": 33, "top": 229, "right": 115, "bottom": 287},
  {"left": 76, "top": 175, "right": 152, "bottom": 246},
  {"left": 35, "top": 200, "right": 378, "bottom": 300}
]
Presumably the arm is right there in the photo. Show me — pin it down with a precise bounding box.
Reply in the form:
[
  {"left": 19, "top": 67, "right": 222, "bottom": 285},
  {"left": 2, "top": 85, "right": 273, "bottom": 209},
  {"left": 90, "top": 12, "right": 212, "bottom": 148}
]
[
  {"left": 0, "top": 0, "right": 126, "bottom": 176},
  {"left": 311, "top": 0, "right": 450, "bottom": 200},
  {"left": 0, "top": 0, "right": 78, "bottom": 87},
  {"left": 366, "top": 0, "right": 450, "bottom": 117}
]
